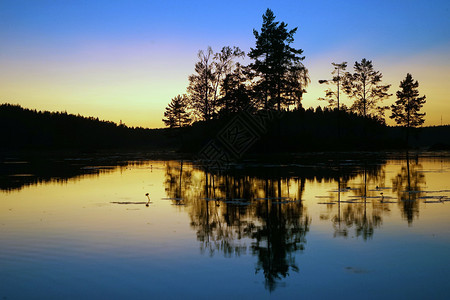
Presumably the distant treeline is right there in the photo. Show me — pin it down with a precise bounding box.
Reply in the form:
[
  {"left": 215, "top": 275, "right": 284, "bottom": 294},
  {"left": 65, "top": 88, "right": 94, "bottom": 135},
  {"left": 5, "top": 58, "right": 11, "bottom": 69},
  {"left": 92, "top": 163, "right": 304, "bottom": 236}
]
[
  {"left": 1, "top": 104, "right": 449, "bottom": 154},
  {"left": 0, "top": 104, "right": 173, "bottom": 151}
]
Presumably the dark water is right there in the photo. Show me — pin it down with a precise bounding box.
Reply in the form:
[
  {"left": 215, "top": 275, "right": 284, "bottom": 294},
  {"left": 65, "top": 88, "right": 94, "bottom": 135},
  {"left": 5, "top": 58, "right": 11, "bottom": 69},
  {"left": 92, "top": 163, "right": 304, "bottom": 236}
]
[{"left": 1, "top": 153, "right": 449, "bottom": 299}]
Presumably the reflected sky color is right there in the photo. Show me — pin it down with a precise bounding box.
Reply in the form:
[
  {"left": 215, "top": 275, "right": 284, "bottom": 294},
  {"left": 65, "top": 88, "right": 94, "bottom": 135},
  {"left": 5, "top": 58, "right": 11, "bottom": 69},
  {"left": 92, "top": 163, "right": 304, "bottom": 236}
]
[
  {"left": 1, "top": 156, "right": 450, "bottom": 298},
  {"left": 0, "top": 0, "right": 449, "bottom": 127}
]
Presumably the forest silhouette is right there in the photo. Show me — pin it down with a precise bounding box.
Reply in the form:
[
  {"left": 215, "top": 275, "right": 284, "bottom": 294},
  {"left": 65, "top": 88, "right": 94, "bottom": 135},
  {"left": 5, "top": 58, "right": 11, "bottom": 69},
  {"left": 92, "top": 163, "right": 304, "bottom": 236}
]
[
  {"left": 1, "top": 9, "right": 450, "bottom": 154},
  {"left": 1, "top": 103, "right": 449, "bottom": 153}
]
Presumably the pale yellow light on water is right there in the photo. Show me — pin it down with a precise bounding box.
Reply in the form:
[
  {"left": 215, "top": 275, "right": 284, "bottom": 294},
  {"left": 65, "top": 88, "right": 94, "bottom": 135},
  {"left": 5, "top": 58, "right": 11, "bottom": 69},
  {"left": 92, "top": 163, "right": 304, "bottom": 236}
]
[{"left": 0, "top": 161, "right": 194, "bottom": 246}]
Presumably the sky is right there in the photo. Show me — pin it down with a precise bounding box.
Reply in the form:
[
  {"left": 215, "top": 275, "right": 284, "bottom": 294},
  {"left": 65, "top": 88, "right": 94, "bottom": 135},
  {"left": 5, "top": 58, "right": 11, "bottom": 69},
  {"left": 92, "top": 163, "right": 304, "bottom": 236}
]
[{"left": 1, "top": 0, "right": 449, "bottom": 128}]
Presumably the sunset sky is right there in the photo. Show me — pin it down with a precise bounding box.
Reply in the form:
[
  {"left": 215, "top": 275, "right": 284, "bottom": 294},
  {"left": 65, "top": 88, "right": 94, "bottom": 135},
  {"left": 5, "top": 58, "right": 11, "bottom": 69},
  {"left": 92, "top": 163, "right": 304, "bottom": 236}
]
[{"left": 1, "top": 0, "right": 449, "bottom": 128}]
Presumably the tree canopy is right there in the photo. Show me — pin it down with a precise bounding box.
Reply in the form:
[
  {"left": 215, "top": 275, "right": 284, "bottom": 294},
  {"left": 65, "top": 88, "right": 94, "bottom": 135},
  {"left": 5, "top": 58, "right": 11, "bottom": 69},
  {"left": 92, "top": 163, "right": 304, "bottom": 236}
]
[
  {"left": 343, "top": 58, "right": 391, "bottom": 121},
  {"left": 160, "top": 8, "right": 431, "bottom": 145},
  {"left": 318, "top": 62, "right": 347, "bottom": 110},
  {"left": 248, "top": 8, "right": 308, "bottom": 111},
  {"left": 163, "top": 94, "right": 191, "bottom": 128},
  {"left": 390, "top": 73, "right": 427, "bottom": 146},
  {"left": 187, "top": 46, "right": 244, "bottom": 121}
]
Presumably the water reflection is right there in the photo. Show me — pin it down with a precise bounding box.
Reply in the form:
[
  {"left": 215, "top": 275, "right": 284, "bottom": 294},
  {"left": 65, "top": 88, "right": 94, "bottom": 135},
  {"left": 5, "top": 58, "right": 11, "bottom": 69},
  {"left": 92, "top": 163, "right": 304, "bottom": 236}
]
[
  {"left": 1, "top": 154, "right": 450, "bottom": 296},
  {"left": 392, "top": 152, "right": 426, "bottom": 224},
  {"left": 0, "top": 157, "right": 128, "bottom": 191},
  {"left": 165, "top": 162, "right": 311, "bottom": 290},
  {"left": 163, "top": 158, "right": 392, "bottom": 290},
  {"left": 0, "top": 153, "right": 165, "bottom": 192},
  {"left": 250, "top": 198, "right": 309, "bottom": 291},
  {"left": 161, "top": 155, "right": 450, "bottom": 290},
  {"left": 326, "top": 162, "right": 387, "bottom": 240}
]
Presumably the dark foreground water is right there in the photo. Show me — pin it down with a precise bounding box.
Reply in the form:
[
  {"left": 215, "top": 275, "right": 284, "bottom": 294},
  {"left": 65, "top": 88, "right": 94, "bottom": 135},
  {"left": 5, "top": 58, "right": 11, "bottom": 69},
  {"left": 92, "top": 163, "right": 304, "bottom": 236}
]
[{"left": 1, "top": 153, "right": 449, "bottom": 299}]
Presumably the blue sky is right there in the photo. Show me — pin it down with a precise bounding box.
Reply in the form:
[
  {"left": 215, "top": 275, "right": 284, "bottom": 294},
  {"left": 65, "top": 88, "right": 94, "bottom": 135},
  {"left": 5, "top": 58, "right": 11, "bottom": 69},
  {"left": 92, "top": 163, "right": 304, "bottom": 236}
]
[{"left": 1, "top": 0, "right": 449, "bottom": 127}]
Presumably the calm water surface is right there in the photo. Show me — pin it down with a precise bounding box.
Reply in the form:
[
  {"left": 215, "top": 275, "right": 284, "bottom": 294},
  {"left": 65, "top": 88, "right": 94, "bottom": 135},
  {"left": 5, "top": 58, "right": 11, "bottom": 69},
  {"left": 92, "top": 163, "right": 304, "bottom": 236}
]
[{"left": 1, "top": 154, "right": 449, "bottom": 299}]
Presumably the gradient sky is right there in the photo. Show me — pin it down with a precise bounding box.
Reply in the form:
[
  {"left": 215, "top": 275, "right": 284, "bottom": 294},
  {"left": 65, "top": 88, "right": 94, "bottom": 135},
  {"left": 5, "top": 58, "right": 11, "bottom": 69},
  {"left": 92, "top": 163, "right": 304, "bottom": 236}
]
[{"left": 1, "top": 0, "right": 449, "bottom": 128}]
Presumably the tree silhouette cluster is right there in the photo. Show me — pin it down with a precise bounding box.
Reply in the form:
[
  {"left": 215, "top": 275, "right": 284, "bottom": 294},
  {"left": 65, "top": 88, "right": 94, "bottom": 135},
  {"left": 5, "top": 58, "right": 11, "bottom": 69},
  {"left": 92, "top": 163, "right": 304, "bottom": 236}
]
[
  {"left": 319, "top": 60, "right": 427, "bottom": 126},
  {"left": 1, "top": 9, "right": 443, "bottom": 153},
  {"left": 163, "top": 9, "right": 309, "bottom": 127},
  {"left": 164, "top": 8, "right": 428, "bottom": 146}
]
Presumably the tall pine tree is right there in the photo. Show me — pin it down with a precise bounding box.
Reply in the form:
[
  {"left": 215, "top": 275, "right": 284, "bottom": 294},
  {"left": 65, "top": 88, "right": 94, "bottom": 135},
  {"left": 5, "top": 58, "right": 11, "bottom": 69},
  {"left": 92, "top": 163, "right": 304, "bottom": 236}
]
[
  {"left": 248, "top": 9, "right": 307, "bottom": 111},
  {"left": 390, "top": 73, "right": 426, "bottom": 145}
]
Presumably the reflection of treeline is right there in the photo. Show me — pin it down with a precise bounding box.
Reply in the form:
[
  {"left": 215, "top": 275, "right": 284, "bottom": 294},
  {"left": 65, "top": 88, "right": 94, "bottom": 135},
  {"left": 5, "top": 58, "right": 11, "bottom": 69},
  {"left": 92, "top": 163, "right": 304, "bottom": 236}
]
[
  {"left": 165, "top": 156, "right": 432, "bottom": 255},
  {"left": 329, "top": 164, "right": 387, "bottom": 241},
  {"left": 391, "top": 154, "right": 426, "bottom": 224},
  {"left": 212, "top": 155, "right": 385, "bottom": 185},
  {"left": 164, "top": 161, "right": 311, "bottom": 291},
  {"left": 0, "top": 161, "right": 104, "bottom": 191},
  {"left": 0, "top": 158, "right": 104, "bottom": 191},
  {"left": 164, "top": 159, "right": 392, "bottom": 290},
  {"left": 0, "top": 155, "right": 145, "bottom": 191},
  {"left": 0, "top": 104, "right": 174, "bottom": 150}
]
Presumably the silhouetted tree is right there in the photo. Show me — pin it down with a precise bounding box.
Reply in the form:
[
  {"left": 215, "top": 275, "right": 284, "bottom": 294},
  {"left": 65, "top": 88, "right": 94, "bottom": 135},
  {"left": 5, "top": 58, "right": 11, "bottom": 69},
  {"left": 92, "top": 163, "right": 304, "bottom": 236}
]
[
  {"left": 218, "top": 63, "right": 253, "bottom": 115},
  {"left": 162, "top": 94, "right": 191, "bottom": 128},
  {"left": 390, "top": 73, "right": 426, "bottom": 145},
  {"left": 318, "top": 62, "right": 348, "bottom": 138},
  {"left": 318, "top": 62, "right": 348, "bottom": 110},
  {"left": 248, "top": 8, "right": 307, "bottom": 111},
  {"left": 212, "top": 46, "right": 245, "bottom": 110},
  {"left": 187, "top": 47, "right": 215, "bottom": 121},
  {"left": 187, "top": 46, "right": 244, "bottom": 121},
  {"left": 343, "top": 59, "right": 391, "bottom": 121},
  {"left": 284, "top": 61, "right": 310, "bottom": 110}
]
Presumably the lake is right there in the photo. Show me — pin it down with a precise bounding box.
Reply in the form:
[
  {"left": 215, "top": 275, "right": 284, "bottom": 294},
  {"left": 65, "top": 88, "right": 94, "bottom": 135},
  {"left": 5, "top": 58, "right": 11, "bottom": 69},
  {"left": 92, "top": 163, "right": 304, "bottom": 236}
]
[{"left": 1, "top": 153, "right": 449, "bottom": 299}]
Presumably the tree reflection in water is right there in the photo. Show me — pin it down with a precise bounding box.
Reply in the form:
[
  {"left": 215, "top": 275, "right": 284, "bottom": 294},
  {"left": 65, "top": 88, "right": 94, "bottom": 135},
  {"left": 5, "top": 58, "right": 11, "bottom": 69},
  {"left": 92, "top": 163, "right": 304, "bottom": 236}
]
[
  {"left": 250, "top": 196, "right": 309, "bottom": 291},
  {"left": 164, "top": 161, "right": 310, "bottom": 290},
  {"left": 163, "top": 155, "right": 429, "bottom": 290},
  {"left": 318, "top": 159, "right": 387, "bottom": 240},
  {"left": 392, "top": 152, "right": 426, "bottom": 224}
]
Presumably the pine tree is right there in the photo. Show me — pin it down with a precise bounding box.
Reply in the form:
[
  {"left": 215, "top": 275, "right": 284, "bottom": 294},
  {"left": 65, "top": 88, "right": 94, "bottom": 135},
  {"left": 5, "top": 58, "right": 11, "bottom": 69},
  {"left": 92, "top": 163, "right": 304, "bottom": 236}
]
[
  {"left": 318, "top": 62, "right": 347, "bottom": 110},
  {"left": 248, "top": 8, "right": 307, "bottom": 111},
  {"left": 162, "top": 95, "right": 191, "bottom": 128},
  {"left": 390, "top": 73, "right": 426, "bottom": 144},
  {"left": 343, "top": 58, "right": 391, "bottom": 122}
]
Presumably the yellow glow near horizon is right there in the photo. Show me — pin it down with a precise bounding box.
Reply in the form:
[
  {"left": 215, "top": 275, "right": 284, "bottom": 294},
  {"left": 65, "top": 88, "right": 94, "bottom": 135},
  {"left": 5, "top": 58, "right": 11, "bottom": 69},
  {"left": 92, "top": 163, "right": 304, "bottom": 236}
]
[
  {"left": 1, "top": 45, "right": 449, "bottom": 128},
  {"left": 304, "top": 47, "right": 450, "bottom": 127}
]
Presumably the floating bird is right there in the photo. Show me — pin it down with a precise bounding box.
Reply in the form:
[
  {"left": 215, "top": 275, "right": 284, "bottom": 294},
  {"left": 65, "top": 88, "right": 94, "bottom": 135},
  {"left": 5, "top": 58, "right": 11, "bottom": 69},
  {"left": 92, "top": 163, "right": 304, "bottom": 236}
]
[{"left": 145, "top": 193, "right": 151, "bottom": 207}]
